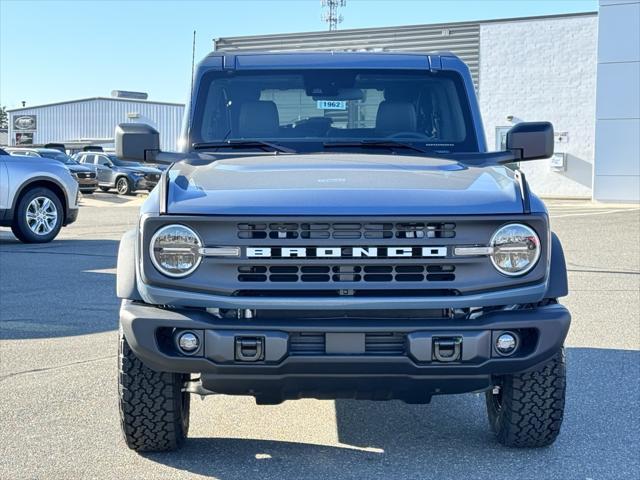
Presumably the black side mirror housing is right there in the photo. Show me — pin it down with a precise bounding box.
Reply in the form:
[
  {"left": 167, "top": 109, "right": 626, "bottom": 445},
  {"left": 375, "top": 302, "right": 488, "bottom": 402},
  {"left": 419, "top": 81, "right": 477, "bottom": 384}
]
[
  {"left": 115, "top": 123, "right": 160, "bottom": 163},
  {"left": 506, "top": 121, "right": 554, "bottom": 160}
]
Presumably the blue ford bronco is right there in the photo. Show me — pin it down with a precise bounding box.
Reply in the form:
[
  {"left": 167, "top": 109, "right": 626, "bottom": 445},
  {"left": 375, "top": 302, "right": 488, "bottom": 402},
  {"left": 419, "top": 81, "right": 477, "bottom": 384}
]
[{"left": 115, "top": 51, "right": 570, "bottom": 451}]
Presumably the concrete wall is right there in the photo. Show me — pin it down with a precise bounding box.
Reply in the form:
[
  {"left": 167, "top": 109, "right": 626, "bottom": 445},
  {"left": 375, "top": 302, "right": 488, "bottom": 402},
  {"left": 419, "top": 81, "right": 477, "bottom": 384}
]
[
  {"left": 479, "top": 15, "right": 598, "bottom": 198},
  {"left": 593, "top": 0, "right": 640, "bottom": 202}
]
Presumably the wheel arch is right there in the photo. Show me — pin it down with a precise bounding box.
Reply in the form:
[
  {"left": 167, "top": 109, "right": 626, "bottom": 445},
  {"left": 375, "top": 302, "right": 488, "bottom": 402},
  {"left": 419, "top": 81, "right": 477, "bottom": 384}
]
[
  {"left": 115, "top": 173, "right": 130, "bottom": 182},
  {"left": 11, "top": 177, "right": 69, "bottom": 224},
  {"left": 117, "top": 228, "right": 143, "bottom": 301},
  {"left": 546, "top": 232, "right": 569, "bottom": 298}
]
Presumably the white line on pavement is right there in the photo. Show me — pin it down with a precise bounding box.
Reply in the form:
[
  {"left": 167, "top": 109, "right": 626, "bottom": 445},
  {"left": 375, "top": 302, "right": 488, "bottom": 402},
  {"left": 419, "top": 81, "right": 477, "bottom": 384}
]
[{"left": 550, "top": 208, "right": 640, "bottom": 219}]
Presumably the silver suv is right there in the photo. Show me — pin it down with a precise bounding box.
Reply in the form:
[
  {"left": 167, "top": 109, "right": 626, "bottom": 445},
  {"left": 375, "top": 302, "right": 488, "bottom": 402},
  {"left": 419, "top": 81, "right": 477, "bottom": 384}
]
[{"left": 0, "top": 148, "right": 79, "bottom": 243}]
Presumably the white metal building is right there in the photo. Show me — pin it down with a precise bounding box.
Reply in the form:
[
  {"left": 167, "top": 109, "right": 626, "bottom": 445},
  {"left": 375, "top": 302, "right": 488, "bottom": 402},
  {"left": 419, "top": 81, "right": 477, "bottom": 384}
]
[
  {"left": 6, "top": 96, "right": 185, "bottom": 151},
  {"left": 214, "top": 6, "right": 639, "bottom": 202}
]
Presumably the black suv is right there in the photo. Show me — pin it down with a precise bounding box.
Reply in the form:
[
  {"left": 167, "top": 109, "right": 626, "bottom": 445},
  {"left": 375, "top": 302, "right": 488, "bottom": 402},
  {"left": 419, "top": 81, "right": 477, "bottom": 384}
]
[{"left": 74, "top": 152, "right": 161, "bottom": 195}]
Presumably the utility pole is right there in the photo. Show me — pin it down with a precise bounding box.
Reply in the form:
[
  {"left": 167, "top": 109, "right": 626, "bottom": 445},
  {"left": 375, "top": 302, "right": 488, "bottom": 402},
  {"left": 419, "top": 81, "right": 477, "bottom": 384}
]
[{"left": 321, "top": 0, "right": 346, "bottom": 31}]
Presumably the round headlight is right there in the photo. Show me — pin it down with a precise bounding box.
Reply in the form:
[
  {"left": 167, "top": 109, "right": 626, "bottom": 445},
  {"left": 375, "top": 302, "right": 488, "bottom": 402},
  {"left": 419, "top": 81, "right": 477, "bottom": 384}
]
[
  {"left": 490, "top": 223, "right": 540, "bottom": 276},
  {"left": 150, "top": 224, "right": 202, "bottom": 277}
]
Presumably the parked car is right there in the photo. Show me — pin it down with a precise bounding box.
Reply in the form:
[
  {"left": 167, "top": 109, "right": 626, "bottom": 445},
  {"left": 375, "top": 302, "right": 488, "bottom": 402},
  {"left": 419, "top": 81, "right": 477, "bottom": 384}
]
[
  {"left": 115, "top": 51, "right": 570, "bottom": 452},
  {"left": 0, "top": 148, "right": 79, "bottom": 243},
  {"left": 74, "top": 152, "right": 161, "bottom": 195},
  {"left": 6, "top": 147, "right": 98, "bottom": 194}
]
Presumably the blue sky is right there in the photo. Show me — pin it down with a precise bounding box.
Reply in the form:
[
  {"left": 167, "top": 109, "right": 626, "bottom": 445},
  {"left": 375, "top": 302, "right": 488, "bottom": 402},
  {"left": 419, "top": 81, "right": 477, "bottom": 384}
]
[{"left": 0, "top": 0, "right": 597, "bottom": 108}]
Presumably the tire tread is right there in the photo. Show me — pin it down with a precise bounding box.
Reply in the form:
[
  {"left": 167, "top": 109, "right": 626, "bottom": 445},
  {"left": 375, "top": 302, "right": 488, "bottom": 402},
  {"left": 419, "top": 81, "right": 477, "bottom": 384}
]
[
  {"left": 487, "top": 348, "right": 566, "bottom": 448},
  {"left": 118, "top": 333, "right": 188, "bottom": 452}
]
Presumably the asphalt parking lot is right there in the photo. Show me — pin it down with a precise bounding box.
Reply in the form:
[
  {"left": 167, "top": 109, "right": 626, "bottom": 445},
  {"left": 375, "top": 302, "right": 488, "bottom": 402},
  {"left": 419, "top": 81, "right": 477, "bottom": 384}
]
[{"left": 1, "top": 195, "right": 639, "bottom": 480}]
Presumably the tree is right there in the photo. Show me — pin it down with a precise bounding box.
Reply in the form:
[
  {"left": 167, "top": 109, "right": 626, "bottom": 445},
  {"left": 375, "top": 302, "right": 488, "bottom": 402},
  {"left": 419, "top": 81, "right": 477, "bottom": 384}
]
[{"left": 0, "top": 106, "right": 7, "bottom": 129}]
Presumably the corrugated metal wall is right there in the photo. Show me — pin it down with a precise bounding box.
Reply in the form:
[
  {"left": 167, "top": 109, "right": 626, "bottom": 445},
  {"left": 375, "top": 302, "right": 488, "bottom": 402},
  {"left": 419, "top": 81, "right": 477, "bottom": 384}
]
[
  {"left": 214, "top": 22, "right": 480, "bottom": 88},
  {"left": 7, "top": 98, "right": 184, "bottom": 151}
]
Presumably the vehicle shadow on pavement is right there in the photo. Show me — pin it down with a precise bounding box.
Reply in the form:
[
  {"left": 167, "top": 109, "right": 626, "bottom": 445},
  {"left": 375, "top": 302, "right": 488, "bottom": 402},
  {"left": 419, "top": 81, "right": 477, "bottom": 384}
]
[
  {"left": 80, "top": 192, "right": 141, "bottom": 205},
  {"left": 142, "top": 347, "right": 639, "bottom": 480},
  {"left": 0, "top": 239, "right": 120, "bottom": 339}
]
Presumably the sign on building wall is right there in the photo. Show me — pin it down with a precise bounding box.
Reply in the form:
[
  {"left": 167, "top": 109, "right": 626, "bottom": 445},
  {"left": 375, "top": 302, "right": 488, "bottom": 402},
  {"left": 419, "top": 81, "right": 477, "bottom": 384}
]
[
  {"left": 13, "top": 114, "right": 37, "bottom": 145},
  {"left": 13, "top": 115, "right": 37, "bottom": 131},
  {"left": 15, "top": 132, "right": 34, "bottom": 145}
]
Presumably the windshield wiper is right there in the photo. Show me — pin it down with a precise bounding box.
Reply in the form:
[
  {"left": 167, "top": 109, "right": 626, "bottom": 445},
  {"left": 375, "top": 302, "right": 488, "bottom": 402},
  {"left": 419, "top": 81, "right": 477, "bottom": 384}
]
[
  {"left": 323, "top": 140, "right": 429, "bottom": 154},
  {"left": 192, "top": 140, "right": 295, "bottom": 154}
]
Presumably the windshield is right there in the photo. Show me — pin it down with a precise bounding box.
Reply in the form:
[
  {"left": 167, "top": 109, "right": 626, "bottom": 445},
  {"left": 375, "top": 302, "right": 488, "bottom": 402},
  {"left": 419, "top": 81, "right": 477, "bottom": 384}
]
[
  {"left": 191, "top": 69, "right": 477, "bottom": 153},
  {"left": 107, "top": 154, "right": 142, "bottom": 167}
]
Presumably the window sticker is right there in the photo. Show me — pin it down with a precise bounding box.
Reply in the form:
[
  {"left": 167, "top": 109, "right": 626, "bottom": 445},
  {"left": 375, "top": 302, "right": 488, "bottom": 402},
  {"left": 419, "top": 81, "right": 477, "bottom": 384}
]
[{"left": 317, "top": 100, "right": 347, "bottom": 110}]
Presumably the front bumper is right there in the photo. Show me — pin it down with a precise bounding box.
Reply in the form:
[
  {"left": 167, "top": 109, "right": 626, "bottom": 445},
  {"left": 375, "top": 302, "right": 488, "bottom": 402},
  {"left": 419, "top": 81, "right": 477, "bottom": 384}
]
[
  {"left": 64, "top": 206, "right": 79, "bottom": 225},
  {"left": 120, "top": 300, "right": 570, "bottom": 403},
  {"left": 133, "top": 177, "right": 158, "bottom": 191},
  {"left": 77, "top": 178, "right": 98, "bottom": 192}
]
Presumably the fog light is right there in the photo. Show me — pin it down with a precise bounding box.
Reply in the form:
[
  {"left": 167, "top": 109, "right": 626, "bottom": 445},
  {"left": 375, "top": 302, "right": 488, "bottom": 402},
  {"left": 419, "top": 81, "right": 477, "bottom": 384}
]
[
  {"left": 495, "top": 332, "right": 518, "bottom": 356},
  {"left": 177, "top": 332, "right": 199, "bottom": 353}
]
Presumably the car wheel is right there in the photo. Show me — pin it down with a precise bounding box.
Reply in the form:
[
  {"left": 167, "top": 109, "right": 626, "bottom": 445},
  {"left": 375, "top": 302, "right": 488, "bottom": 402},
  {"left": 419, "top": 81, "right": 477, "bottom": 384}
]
[
  {"left": 118, "top": 330, "right": 190, "bottom": 452},
  {"left": 116, "top": 177, "right": 132, "bottom": 195},
  {"left": 99, "top": 186, "right": 111, "bottom": 192},
  {"left": 11, "top": 187, "right": 64, "bottom": 243},
  {"left": 486, "top": 347, "right": 566, "bottom": 448}
]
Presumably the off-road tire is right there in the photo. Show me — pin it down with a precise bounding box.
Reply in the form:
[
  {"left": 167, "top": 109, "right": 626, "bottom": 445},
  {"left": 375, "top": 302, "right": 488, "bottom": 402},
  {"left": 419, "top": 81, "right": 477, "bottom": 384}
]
[
  {"left": 486, "top": 348, "right": 566, "bottom": 448},
  {"left": 11, "top": 187, "right": 64, "bottom": 243},
  {"left": 118, "top": 331, "right": 190, "bottom": 452}
]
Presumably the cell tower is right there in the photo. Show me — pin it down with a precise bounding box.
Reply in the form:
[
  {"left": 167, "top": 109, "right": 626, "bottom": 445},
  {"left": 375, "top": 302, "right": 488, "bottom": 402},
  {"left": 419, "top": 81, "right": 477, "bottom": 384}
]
[{"left": 321, "top": 0, "right": 346, "bottom": 31}]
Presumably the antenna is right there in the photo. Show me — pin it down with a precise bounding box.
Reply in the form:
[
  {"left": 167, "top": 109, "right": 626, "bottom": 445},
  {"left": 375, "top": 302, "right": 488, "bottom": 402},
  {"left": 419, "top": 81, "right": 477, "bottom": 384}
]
[
  {"left": 190, "top": 30, "right": 196, "bottom": 103},
  {"left": 184, "top": 30, "right": 196, "bottom": 149},
  {"left": 321, "top": 0, "right": 346, "bottom": 31}
]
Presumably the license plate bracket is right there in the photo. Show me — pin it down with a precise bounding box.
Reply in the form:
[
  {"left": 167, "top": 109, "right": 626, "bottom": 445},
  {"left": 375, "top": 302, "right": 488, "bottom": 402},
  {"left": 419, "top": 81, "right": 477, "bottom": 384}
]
[{"left": 325, "top": 333, "right": 365, "bottom": 354}]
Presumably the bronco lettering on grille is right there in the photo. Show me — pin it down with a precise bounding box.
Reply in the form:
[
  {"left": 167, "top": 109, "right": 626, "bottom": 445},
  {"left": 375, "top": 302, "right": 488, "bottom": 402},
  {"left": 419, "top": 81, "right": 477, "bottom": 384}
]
[{"left": 246, "top": 246, "right": 447, "bottom": 258}]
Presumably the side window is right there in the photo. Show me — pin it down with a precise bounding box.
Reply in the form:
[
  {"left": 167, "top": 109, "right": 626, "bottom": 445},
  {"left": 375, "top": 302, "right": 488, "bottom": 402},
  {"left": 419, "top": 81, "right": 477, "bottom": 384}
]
[
  {"left": 96, "top": 155, "right": 110, "bottom": 166},
  {"left": 82, "top": 154, "right": 95, "bottom": 164}
]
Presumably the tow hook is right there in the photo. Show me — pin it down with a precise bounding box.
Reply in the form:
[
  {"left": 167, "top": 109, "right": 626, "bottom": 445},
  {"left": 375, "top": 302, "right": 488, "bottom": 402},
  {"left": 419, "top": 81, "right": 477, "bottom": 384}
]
[
  {"left": 234, "top": 336, "right": 265, "bottom": 362},
  {"left": 433, "top": 337, "right": 462, "bottom": 362}
]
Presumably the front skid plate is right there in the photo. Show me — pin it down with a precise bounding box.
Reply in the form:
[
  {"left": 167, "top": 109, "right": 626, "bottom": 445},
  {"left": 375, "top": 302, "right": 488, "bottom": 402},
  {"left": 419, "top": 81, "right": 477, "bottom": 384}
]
[{"left": 120, "top": 300, "right": 570, "bottom": 402}]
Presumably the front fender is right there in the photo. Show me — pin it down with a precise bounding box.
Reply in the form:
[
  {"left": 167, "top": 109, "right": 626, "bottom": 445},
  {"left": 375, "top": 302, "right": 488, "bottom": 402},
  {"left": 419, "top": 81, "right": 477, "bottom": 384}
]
[
  {"left": 117, "top": 228, "right": 142, "bottom": 301},
  {"left": 546, "top": 232, "right": 569, "bottom": 298}
]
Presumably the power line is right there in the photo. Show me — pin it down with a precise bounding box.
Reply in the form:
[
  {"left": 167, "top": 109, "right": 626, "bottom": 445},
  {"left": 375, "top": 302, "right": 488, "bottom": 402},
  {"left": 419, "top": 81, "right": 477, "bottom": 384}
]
[{"left": 321, "top": 0, "right": 346, "bottom": 31}]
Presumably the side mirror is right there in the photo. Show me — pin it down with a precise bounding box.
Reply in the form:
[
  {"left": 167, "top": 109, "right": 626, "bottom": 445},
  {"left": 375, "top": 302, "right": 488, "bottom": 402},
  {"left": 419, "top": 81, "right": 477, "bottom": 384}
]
[
  {"left": 105, "top": 162, "right": 113, "bottom": 168},
  {"left": 506, "top": 121, "right": 554, "bottom": 160},
  {"left": 115, "top": 123, "right": 160, "bottom": 163}
]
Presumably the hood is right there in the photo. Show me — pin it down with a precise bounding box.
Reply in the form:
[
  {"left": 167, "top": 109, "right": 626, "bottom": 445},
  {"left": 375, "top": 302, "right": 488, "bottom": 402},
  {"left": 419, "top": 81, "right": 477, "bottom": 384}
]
[
  {"left": 66, "top": 163, "right": 93, "bottom": 173},
  {"left": 117, "top": 165, "right": 161, "bottom": 174},
  {"left": 166, "top": 153, "right": 524, "bottom": 215}
]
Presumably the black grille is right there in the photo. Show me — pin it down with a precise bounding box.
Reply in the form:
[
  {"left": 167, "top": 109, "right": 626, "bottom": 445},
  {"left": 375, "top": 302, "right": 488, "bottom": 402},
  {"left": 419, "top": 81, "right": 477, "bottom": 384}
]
[
  {"left": 289, "top": 333, "right": 325, "bottom": 354},
  {"left": 238, "top": 264, "right": 455, "bottom": 283},
  {"left": 77, "top": 172, "right": 96, "bottom": 179},
  {"left": 145, "top": 173, "right": 160, "bottom": 181},
  {"left": 237, "top": 222, "right": 455, "bottom": 240},
  {"left": 289, "top": 332, "right": 405, "bottom": 356},
  {"left": 235, "top": 289, "right": 459, "bottom": 297}
]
